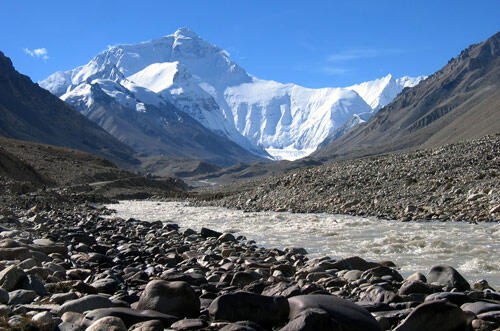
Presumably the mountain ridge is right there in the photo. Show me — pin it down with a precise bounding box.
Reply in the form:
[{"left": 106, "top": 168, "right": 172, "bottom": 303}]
[
  {"left": 40, "top": 28, "right": 423, "bottom": 161},
  {"left": 0, "top": 51, "right": 138, "bottom": 168},
  {"left": 314, "top": 30, "right": 500, "bottom": 160}
]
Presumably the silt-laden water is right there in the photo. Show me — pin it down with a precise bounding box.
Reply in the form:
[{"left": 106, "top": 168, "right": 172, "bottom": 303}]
[{"left": 105, "top": 200, "right": 500, "bottom": 288}]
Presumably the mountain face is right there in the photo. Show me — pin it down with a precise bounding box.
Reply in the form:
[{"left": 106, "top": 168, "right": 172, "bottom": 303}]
[
  {"left": 41, "top": 28, "right": 423, "bottom": 161},
  {"left": 0, "top": 51, "right": 137, "bottom": 167},
  {"left": 314, "top": 31, "right": 500, "bottom": 160}
]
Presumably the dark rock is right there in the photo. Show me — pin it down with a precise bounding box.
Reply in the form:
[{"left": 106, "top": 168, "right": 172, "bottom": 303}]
[
  {"left": 424, "top": 292, "right": 473, "bottom": 306},
  {"left": 477, "top": 310, "right": 500, "bottom": 324},
  {"left": 288, "top": 294, "right": 381, "bottom": 331},
  {"left": 394, "top": 299, "right": 473, "bottom": 331},
  {"left": 209, "top": 291, "right": 289, "bottom": 327},
  {"left": 91, "top": 278, "right": 119, "bottom": 294},
  {"left": 21, "top": 274, "right": 48, "bottom": 296},
  {"left": 281, "top": 308, "right": 338, "bottom": 331},
  {"left": 128, "top": 320, "right": 164, "bottom": 331},
  {"left": 170, "top": 318, "right": 208, "bottom": 330},
  {"left": 219, "top": 320, "right": 264, "bottom": 331},
  {"left": 51, "top": 292, "right": 79, "bottom": 304},
  {"left": 405, "top": 272, "right": 427, "bottom": 283},
  {"left": 86, "top": 316, "right": 127, "bottom": 331},
  {"left": 231, "top": 272, "right": 260, "bottom": 287},
  {"left": 329, "top": 256, "right": 380, "bottom": 272},
  {"left": 200, "top": 227, "right": 222, "bottom": 238},
  {"left": 58, "top": 295, "right": 114, "bottom": 314},
  {"left": 136, "top": 280, "right": 200, "bottom": 318},
  {"left": 426, "top": 265, "right": 470, "bottom": 291},
  {"left": 261, "top": 282, "right": 301, "bottom": 298},
  {"left": 0, "top": 247, "right": 31, "bottom": 260},
  {"left": 359, "top": 285, "right": 400, "bottom": 304},
  {"left": 85, "top": 307, "right": 178, "bottom": 328},
  {"left": 8, "top": 289, "right": 37, "bottom": 304},
  {"left": 0, "top": 288, "right": 8, "bottom": 304},
  {"left": 362, "top": 266, "right": 404, "bottom": 282},
  {"left": 461, "top": 301, "right": 500, "bottom": 315},
  {"left": 342, "top": 270, "right": 363, "bottom": 281},
  {"left": 398, "top": 280, "right": 435, "bottom": 295},
  {"left": 218, "top": 233, "right": 237, "bottom": 243},
  {"left": 0, "top": 265, "right": 27, "bottom": 291}
]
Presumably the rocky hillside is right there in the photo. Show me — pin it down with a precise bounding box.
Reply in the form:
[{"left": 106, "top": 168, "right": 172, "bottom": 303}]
[
  {"left": 199, "top": 134, "right": 500, "bottom": 222},
  {"left": 315, "top": 31, "right": 500, "bottom": 160},
  {"left": 0, "top": 51, "right": 137, "bottom": 168},
  {"left": 0, "top": 137, "right": 186, "bottom": 199}
]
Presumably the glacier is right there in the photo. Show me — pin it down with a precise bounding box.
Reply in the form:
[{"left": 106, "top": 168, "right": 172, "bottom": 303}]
[{"left": 40, "top": 27, "right": 425, "bottom": 161}]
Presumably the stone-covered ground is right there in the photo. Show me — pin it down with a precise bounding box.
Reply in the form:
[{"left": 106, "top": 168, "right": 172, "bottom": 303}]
[
  {"left": 0, "top": 191, "right": 498, "bottom": 330},
  {"left": 199, "top": 134, "right": 500, "bottom": 223}
]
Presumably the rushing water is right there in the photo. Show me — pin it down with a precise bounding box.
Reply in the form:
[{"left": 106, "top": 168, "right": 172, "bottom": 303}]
[{"left": 105, "top": 200, "right": 500, "bottom": 288}]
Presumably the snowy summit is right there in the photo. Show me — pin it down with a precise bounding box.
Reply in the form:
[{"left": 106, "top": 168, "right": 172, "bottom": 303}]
[{"left": 40, "top": 28, "right": 425, "bottom": 160}]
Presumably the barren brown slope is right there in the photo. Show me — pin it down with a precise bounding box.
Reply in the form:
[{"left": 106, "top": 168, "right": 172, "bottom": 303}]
[
  {"left": 0, "top": 136, "right": 132, "bottom": 186},
  {"left": 0, "top": 145, "right": 48, "bottom": 186},
  {"left": 314, "top": 31, "right": 500, "bottom": 160},
  {"left": 0, "top": 51, "right": 137, "bottom": 167}
]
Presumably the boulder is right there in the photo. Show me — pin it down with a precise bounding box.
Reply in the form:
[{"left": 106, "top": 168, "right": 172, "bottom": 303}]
[
  {"left": 280, "top": 308, "right": 338, "bottom": 331},
  {"left": 361, "top": 266, "right": 403, "bottom": 282},
  {"left": 426, "top": 265, "right": 470, "bottom": 291},
  {"left": 461, "top": 301, "right": 500, "bottom": 315},
  {"left": 425, "top": 292, "right": 473, "bottom": 306},
  {"left": 261, "top": 282, "right": 301, "bottom": 298},
  {"left": 58, "top": 295, "right": 114, "bottom": 314},
  {"left": 136, "top": 280, "right": 199, "bottom": 318},
  {"left": 394, "top": 299, "right": 473, "bottom": 331},
  {"left": 86, "top": 316, "right": 127, "bottom": 331},
  {"left": 170, "top": 318, "right": 208, "bottom": 330},
  {"left": 288, "top": 294, "right": 381, "bottom": 331},
  {"left": 84, "top": 307, "right": 178, "bottom": 328},
  {"left": 398, "top": 280, "right": 435, "bottom": 296},
  {"left": 359, "top": 285, "right": 400, "bottom": 304},
  {"left": 0, "top": 265, "right": 27, "bottom": 291},
  {"left": 8, "top": 289, "right": 37, "bottom": 304},
  {"left": 0, "top": 247, "right": 31, "bottom": 261},
  {"left": 477, "top": 310, "right": 500, "bottom": 323},
  {"left": 219, "top": 321, "right": 264, "bottom": 331},
  {"left": 200, "top": 227, "right": 222, "bottom": 238},
  {"left": 209, "top": 291, "right": 289, "bottom": 327},
  {"left": 91, "top": 278, "right": 119, "bottom": 294},
  {"left": 0, "top": 288, "right": 8, "bottom": 304},
  {"left": 328, "top": 257, "right": 380, "bottom": 272},
  {"left": 31, "top": 311, "right": 54, "bottom": 324},
  {"left": 128, "top": 320, "right": 164, "bottom": 331}
]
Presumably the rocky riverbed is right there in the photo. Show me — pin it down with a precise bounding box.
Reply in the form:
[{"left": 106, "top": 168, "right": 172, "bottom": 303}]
[
  {"left": 196, "top": 134, "right": 500, "bottom": 223},
  {"left": 0, "top": 191, "right": 498, "bottom": 330}
]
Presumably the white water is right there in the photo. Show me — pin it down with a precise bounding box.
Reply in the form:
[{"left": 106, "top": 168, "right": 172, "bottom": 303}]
[{"left": 105, "top": 200, "right": 500, "bottom": 288}]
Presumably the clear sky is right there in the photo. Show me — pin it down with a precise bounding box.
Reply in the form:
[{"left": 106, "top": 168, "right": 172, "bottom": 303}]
[{"left": 1, "top": 1, "right": 499, "bottom": 88}]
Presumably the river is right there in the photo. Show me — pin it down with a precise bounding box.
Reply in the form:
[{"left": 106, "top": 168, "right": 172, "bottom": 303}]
[{"left": 105, "top": 200, "right": 500, "bottom": 288}]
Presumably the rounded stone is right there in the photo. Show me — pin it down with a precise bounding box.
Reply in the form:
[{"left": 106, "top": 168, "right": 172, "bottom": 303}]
[
  {"left": 288, "top": 294, "right": 381, "bottom": 331},
  {"left": 209, "top": 291, "right": 289, "bottom": 327},
  {"left": 426, "top": 265, "right": 470, "bottom": 291},
  {"left": 136, "top": 280, "right": 200, "bottom": 318},
  {"left": 394, "top": 299, "right": 473, "bottom": 331},
  {"left": 86, "top": 316, "right": 127, "bottom": 331}
]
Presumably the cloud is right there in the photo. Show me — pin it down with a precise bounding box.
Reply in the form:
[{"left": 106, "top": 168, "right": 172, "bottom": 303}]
[
  {"left": 322, "top": 66, "right": 351, "bottom": 75},
  {"left": 294, "top": 64, "right": 351, "bottom": 76},
  {"left": 24, "top": 48, "right": 49, "bottom": 60},
  {"left": 327, "top": 48, "right": 403, "bottom": 62}
]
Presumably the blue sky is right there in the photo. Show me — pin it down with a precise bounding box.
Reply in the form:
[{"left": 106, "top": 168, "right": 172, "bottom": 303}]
[{"left": 1, "top": 1, "right": 499, "bottom": 88}]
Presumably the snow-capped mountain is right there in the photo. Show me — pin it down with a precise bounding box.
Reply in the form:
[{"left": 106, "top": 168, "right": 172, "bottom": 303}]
[
  {"left": 349, "top": 74, "right": 425, "bottom": 111},
  {"left": 40, "top": 28, "right": 424, "bottom": 161}
]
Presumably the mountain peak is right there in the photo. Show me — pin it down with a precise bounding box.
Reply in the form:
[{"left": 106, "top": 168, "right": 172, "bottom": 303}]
[{"left": 173, "top": 27, "right": 200, "bottom": 39}]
